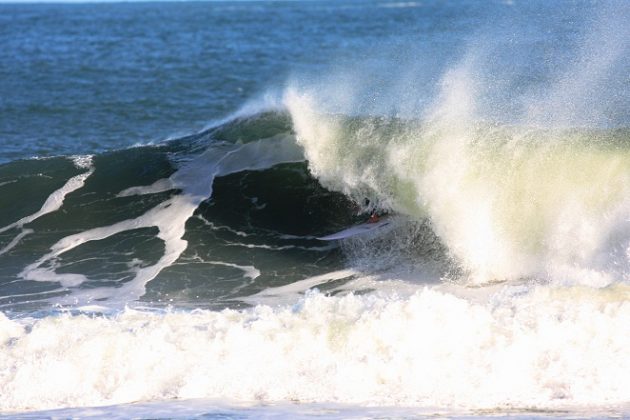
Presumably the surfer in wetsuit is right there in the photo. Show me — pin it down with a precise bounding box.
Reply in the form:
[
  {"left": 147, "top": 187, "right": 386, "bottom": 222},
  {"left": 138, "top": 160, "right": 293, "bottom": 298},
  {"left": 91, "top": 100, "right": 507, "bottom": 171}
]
[{"left": 362, "top": 198, "right": 384, "bottom": 223}]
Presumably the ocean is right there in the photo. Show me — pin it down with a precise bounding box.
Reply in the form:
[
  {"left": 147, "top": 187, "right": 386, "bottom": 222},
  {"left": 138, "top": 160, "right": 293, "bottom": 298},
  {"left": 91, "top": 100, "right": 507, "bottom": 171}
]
[{"left": 0, "top": 0, "right": 629, "bottom": 418}]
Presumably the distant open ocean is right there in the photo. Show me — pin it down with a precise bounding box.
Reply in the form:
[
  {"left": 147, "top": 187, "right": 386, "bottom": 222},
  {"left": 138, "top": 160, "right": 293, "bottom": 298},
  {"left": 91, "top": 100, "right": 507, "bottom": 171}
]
[{"left": 0, "top": 0, "right": 629, "bottom": 418}]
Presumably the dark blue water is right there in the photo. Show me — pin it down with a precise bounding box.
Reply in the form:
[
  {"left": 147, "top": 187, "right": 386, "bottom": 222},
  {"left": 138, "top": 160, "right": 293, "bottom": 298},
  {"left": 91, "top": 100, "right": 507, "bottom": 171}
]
[
  {"left": 2, "top": 0, "right": 610, "bottom": 162},
  {"left": 1, "top": 0, "right": 439, "bottom": 161},
  {"left": 0, "top": 0, "right": 629, "bottom": 417}
]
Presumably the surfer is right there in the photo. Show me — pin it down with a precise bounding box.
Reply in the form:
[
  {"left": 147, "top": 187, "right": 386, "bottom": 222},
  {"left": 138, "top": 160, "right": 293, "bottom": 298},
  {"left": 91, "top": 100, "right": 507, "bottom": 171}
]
[
  {"left": 362, "top": 198, "right": 385, "bottom": 223},
  {"left": 317, "top": 199, "right": 390, "bottom": 241},
  {"left": 367, "top": 212, "right": 380, "bottom": 223}
]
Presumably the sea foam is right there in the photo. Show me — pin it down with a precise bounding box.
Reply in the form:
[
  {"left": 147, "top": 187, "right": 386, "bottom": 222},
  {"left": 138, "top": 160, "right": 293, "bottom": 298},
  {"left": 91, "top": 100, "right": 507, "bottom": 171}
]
[{"left": 1, "top": 284, "right": 629, "bottom": 413}]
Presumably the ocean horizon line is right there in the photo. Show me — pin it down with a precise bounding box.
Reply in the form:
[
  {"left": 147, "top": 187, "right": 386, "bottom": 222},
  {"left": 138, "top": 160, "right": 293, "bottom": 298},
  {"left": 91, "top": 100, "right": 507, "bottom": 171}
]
[{"left": 0, "top": 0, "right": 340, "bottom": 4}]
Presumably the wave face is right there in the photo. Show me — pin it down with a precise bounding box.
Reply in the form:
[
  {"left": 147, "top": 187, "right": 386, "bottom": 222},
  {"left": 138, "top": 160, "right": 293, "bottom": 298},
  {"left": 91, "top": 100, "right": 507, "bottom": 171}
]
[
  {"left": 1, "top": 0, "right": 629, "bottom": 417},
  {"left": 1, "top": 113, "right": 628, "bottom": 415},
  {"left": 0, "top": 115, "right": 359, "bottom": 313}
]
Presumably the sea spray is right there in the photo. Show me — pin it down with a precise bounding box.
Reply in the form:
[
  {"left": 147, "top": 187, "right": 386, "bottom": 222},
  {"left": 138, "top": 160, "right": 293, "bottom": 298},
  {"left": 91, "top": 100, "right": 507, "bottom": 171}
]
[
  {"left": 283, "top": 4, "right": 630, "bottom": 285},
  {"left": 285, "top": 87, "right": 630, "bottom": 285}
]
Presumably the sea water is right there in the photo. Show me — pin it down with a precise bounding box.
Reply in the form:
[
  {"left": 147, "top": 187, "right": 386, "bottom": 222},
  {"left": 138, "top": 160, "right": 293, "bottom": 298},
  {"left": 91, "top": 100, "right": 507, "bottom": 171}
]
[{"left": 0, "top": 0, "right": 629, "bottom": 418}]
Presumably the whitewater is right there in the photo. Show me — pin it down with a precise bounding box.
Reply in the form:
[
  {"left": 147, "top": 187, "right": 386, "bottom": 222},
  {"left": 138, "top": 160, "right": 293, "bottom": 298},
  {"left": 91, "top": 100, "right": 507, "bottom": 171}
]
[{"left": 0, "top": 0, "right": 628, "bottom": 418}]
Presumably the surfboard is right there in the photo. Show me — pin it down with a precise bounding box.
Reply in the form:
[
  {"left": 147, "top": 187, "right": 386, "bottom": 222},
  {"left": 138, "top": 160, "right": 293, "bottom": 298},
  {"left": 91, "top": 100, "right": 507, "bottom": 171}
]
[{"left": 317, "top": 218, "right": 392, "bottom": 241}]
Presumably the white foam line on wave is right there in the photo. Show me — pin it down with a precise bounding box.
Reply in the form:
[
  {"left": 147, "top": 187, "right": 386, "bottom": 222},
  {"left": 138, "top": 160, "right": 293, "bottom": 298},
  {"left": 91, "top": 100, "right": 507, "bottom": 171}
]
[
  {"left": 0, "top": 229, "right": 33, "bottom": 256},
  {"left": 277, "top": 233, "right": 320, "bottom": 240},
  {"left": 116, "top": 178, "right": 174, "bottom": 198},
  {"left": 196, "top": 215, "right": 250, "bottom": 238},
  {"left": 225, "top": 241, "right": 336, "bottom": 252},
  {"left": 70, "top": 155, "right": 94, "bottom": 169},
  {"left": 208, "top": 261, "right": 261, "bottom": 280},
  {"left": 0, "top": 157, "right": 94, "bottom": 256},
  {"left": 0, "top": 287, "right": 65, "bottom": 305},
  {"left": 0, "top": 180, "right": 17, "bottom": 188},
  {"left": 240, "top": 269, "right": 357, "bottom": 306},
  {"left": 196, "top": 217, "right": 322, "bottom": 242},
  {"left": 0, "top": 165, "right": 94, "bottom": 235},
  {"left": 20, "top": 136, "right": 304, "bottom": 308}
]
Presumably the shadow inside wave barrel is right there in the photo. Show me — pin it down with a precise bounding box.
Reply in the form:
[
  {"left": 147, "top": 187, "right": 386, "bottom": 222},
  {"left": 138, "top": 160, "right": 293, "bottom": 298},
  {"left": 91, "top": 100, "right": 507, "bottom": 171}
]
[{"left": 142, "top": 160, "right": 360, "bottom": 310}]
